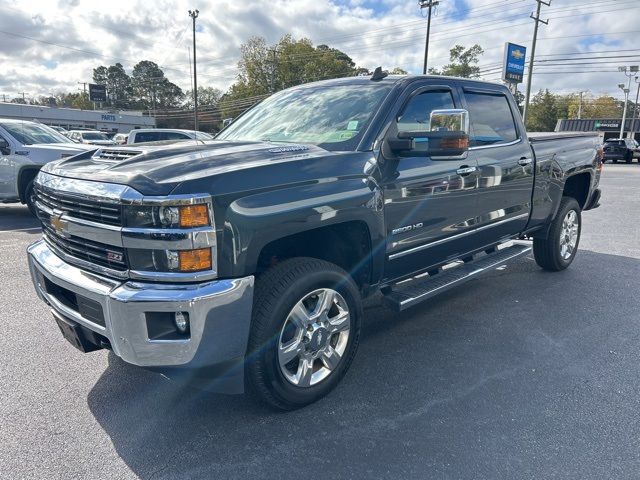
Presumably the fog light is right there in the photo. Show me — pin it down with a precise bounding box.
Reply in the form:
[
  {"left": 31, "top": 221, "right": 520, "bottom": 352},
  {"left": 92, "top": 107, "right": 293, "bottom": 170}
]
[{"left": 174, "top": 312, "right": 189, "bottom": 333}]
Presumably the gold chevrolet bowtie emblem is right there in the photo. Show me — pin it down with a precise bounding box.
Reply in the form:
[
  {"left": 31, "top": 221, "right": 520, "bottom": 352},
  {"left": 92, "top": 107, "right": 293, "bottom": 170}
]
[
  {"left": 512, "top": 49, "right": 524, "bottom": 60},
  {"left": 51, "top": 214, "right": 68, "bottom": 236}
]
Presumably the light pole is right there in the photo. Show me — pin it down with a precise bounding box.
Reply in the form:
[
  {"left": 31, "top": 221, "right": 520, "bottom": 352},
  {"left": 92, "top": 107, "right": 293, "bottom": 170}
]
[
  {"left": 619, "top": 66, "right": 639, "bottom": 138},
  {"left": 631, "top": 76, "right": 640, "bottom": 137},
  {"left": 188, "top": 9, "right": 199, "bottom": 130},
  {"left": 577, "top": 91, "right": 587, "bottom": 119}
]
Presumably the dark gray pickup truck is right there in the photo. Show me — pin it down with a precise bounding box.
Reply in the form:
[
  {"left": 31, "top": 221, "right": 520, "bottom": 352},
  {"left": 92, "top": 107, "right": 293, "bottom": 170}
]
[{"left": 27, "top": 74, "right": 602, "bottom": 410}]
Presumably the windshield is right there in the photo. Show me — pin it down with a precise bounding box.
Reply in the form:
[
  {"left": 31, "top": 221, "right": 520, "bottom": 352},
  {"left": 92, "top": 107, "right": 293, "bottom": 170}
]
[
  {"left": 216, "top": 83, "right": 392, "bottom": 150},
  {"left": 82, "top": 132, "right": 109, "bottom": 140},
  {"left": 0, "top": 122, "right": 70, "bottom": 145},
  {"left": 195, "top": 131, "right": 214, "bottom": 140}
]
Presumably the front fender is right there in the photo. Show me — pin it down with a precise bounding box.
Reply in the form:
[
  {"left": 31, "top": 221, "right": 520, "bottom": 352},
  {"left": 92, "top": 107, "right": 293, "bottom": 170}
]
[{"left": 219, "top": 178, "right": 385, "bottom": 279}]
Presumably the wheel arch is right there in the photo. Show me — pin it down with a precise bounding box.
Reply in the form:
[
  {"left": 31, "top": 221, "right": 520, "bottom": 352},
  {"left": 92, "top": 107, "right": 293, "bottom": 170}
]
[
  {"left": 17, "top": 165, "right": 41, "bottom": 203},
  {"left": 255, "top": 220, "right": 375, "bottom": 291},
  {"left": 562, "top": 171, "right": 591, "bottom": 209}
]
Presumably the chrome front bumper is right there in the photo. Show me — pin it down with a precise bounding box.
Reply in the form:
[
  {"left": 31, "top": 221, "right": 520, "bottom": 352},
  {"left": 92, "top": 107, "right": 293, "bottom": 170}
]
[{"left": 27, "top": 240, "right": 254, "bottom": 368}]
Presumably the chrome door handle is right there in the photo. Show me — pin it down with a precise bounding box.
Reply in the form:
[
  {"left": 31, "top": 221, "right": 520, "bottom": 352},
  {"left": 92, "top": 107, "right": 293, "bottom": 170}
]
[
  {"left": 518, "top": 157, "right": 533, "bottom": 166},
  {"left": 456, "top": 166, "right": 478, "bottom": 176}
]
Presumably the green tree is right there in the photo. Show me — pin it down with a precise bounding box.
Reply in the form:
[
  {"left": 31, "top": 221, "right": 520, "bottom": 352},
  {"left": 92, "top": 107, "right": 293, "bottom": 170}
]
[
  {"left": 429, "top": 44, "right": 484, "bottom": 78},
  {"left": 526, "top": 89, "right": 569, "bottom": 131},
  {"left": 71, "top": 92, "right": 93, "bottom": 110},
  {"left": 221, "top": 35, "right": 359, "bottom": 118},
  {"left": 389, "top": 67, "right": 408, "bottom": 75},
  {"left": 184, "top": 86, "right": 223, "bottom": 108},
  {"left": 131, "top": 60, "right": 184, "bottom": 109}
]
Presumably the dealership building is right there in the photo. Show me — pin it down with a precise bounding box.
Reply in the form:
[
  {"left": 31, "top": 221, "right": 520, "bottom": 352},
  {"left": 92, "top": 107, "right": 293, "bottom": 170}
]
[
  {"left": 555, "top": 118, "right": 640, "bottom": 142},
  {"left": 0, "top": 102, "right": 155, "bottom": 133}
]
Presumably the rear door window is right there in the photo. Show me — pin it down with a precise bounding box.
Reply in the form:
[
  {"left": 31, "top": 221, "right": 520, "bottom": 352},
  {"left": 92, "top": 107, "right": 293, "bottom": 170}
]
[
  {"left": 134, "top": 132, "right": 162, "bottom": 143},
  {"left": 464, "top": 91, "right": 519, "bottom": 147},
  {"left": 165, "top": 132, "right": 191, "bottom": 140}
]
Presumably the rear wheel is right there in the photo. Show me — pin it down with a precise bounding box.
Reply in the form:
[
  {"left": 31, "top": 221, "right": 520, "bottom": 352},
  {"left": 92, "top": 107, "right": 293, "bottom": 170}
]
[
  {"left": 626, "top": 152, "right": 633, "bottom": 164},
  {"left": 246, "top": 258, "right": 362, "bottom": 410},
  {"left": 533, "top": 197, "right": 581, "bottom": 272}
]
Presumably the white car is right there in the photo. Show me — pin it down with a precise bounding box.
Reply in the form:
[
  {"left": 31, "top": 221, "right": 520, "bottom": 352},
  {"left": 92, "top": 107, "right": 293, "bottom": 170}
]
[
  {"left": 0, "top": 119, "right": 94, "bottom": 214},
  {"left": 127, "top": 128, "right": 214, "bottom": 144},
  {"left": 68, "top": 130, "right": 116, "bottom": 146}
]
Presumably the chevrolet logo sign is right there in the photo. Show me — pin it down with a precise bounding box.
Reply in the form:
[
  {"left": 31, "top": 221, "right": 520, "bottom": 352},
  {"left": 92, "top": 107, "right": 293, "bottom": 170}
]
[
  {"left": 511, "top": 49, "right": 525, "bottom": 60},
  {"left": 50, "top": 213, "right": 69, "bottom": 237}
]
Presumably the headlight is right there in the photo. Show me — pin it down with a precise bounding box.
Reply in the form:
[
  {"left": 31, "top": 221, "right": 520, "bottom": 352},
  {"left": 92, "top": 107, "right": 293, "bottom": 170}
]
[
  {"left": 128, "top": 248, "right": 213, "bottom": 273},
  {"left": 124, "top": 203, "right": 210, "bottom": 228}
]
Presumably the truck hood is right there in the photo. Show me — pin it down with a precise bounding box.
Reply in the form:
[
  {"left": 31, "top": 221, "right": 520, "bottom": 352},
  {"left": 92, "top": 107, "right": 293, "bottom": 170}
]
[{"left": 42, "top": 140, "right": 338, "bottom": 195}]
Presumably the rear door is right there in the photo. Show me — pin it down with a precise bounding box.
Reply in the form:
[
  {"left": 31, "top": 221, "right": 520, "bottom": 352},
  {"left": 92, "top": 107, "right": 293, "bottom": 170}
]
[
  {"left": 461, "top": 86, "right": 534, "bottom": 245},
  {"left": 382, "top": 82, "right": 480, "bottom": 280}
]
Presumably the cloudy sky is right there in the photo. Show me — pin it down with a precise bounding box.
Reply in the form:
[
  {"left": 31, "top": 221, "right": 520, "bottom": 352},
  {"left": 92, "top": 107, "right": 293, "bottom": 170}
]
[{"left": 0, "top": 0, "right": 639, "bottom": 103}]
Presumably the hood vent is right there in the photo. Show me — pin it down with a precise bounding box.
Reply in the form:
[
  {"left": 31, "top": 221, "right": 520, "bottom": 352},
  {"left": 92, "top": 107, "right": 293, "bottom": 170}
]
[{"left": 94, "top": 149, "right": 142, "bottom": 162}]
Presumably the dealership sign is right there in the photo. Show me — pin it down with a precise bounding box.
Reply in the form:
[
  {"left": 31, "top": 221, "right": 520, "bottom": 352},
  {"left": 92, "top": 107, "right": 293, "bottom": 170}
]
[
  {"left": 595, "top": 121, "right": 620, "bottom": 130},
  {"left": 101, "top": 114, "right": 116, "bottom": 122},
  {"left": 89, "top": 84, "right": 107, "bottom": 102},
  {"left": 502, "top": 43, "right": 527, "bottom": 83}
]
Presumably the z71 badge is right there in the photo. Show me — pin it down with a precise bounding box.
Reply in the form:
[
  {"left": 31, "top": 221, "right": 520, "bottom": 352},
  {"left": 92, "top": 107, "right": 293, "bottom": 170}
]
[{"left": 392, "top": 223, "right": 424, "bottom": 235}]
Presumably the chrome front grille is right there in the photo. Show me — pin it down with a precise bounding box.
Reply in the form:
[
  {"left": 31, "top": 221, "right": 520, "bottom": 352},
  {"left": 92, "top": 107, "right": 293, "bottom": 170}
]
[
  {"left": 35, "top": 183, "right": 122, "bottom": 226},
  {"left": 42, "top": 223, "right": 128, "bottom": 271}
]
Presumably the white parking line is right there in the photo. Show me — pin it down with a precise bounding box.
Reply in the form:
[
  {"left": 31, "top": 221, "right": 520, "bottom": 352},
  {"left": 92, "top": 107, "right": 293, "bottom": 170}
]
[{"left": 0, "top": 227, "right": 41, "bottom": 233}]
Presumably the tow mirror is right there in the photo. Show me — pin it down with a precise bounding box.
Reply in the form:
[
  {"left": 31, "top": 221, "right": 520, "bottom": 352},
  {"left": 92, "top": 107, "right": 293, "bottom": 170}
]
[
  {"left": 0, "top": 138, "right": 10, "bottom": 156},
  {"left": 388, "top": 109, "right": 470, "bottom": 158}
]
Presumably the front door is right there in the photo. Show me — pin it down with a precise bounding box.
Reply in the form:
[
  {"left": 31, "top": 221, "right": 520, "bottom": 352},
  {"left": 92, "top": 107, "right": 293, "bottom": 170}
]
[
  {"left": 461, "top": 87, "right": 534, "bottom": 246},
  {"left": 0, "top": 133, "right": 16, "bottom": 200},
  {"left": 381, "top": 84, "right": 480, "bottom": 281}
]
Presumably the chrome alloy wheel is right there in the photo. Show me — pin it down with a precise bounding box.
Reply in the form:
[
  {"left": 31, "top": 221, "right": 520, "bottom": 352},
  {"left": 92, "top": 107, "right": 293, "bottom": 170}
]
[
  {"left": 559, "top": 210, "right": 579, "bottom": 260},
  {"left": 277, "top": 288, "right": 351, "bottom": 388}
]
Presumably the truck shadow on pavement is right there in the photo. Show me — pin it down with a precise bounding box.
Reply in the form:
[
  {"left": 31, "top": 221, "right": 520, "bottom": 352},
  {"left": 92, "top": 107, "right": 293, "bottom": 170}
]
[
  {"left": 0, "top": 205, "right": 40, "bottom": 232},
  {"left": 87, "top": 250, "right": 640, "bottom": 480}
]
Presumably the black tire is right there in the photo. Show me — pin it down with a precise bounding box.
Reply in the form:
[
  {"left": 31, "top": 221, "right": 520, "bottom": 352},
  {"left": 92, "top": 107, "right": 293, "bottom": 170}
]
[
  {"left": 246, "top": 257, "right": 362, "bottom": 410},
  {"left": 533, "top": 197, "right": 581, "bottom": 272},
  {"left": 24, "top": 179, "right": 37, "bottom": 216},
  {"left": 613, "top": 159, "right": 618, "bottom": 164},
  {"left": 626, "top": 152, "right": 632, "bottom": 164}
]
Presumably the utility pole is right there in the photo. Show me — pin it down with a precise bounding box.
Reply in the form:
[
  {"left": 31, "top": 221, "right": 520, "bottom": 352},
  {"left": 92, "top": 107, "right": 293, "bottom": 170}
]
[
  {"left": 631, "top": 76, "right": 640, "bottom": 137},
  {"left": 419, "top": 0, "right": 439, "bottom": 75},
  {"left": 77, "top": 82, "right": 88, "bottom": 94},
  {"left": 577, "top": 91, "right": 586, "bottom": 120},
  {"left": 189, "top": 9, "right": 199, "bottom": 130},
  {"left": 522, "top": 0, "right": 550, "bottom": 126},
  {"left": 269, "top": 48, "right": 278, "bottom": 93},
  {"left": 619, "top": 66, "right": 639, "bottom": 138}
]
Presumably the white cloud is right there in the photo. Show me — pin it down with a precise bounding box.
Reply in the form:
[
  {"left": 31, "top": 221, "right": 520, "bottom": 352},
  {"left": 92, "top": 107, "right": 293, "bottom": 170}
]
[{"left": 0, "top": 0, "right": 638, "bottom": 102}]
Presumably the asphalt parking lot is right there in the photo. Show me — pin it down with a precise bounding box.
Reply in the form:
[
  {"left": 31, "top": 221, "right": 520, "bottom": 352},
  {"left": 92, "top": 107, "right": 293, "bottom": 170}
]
[{"left": 1, "top": 164, "right": 639, "bottom": 479}]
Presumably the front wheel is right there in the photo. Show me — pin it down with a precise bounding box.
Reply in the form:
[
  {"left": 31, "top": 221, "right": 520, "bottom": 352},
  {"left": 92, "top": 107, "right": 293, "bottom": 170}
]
[
  {"left": 533, "top": 197, "right": 582, "bottom": 271},
  {"left": 246, "top": 258, "right": 362, "bottom": 410},
  {"left": 24, "top": 180, "right": 37, "bottom": 216}
]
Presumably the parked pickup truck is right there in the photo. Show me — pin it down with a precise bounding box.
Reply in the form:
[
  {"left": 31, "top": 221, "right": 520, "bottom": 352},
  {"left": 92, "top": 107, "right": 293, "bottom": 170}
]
[
  {"left": 27, "top": 74, "right": 602, "bottom": 410},
  {"left": 0, "top": 119, "right": 94, "bottom": 214}
]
